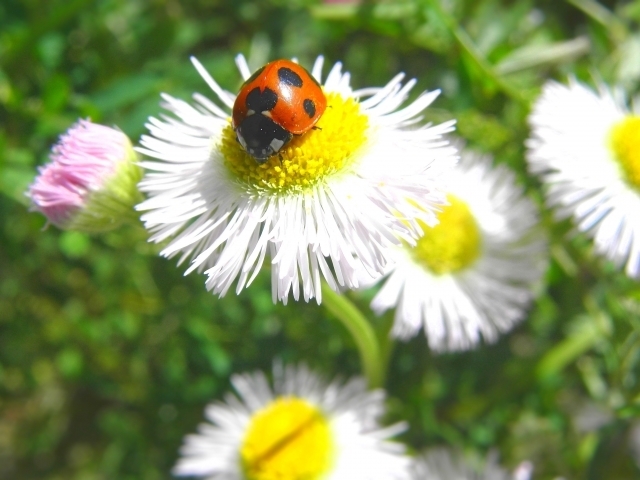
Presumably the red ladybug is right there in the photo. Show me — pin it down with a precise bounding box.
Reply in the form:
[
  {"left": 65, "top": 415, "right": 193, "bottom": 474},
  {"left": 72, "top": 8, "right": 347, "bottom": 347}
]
[{"left": 232, "top": 59, "right": 327, "bottom": 162}]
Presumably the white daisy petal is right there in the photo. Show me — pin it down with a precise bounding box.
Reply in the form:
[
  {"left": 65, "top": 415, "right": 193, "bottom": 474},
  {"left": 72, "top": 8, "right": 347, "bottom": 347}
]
[
  {"left": 311, "top": 55, "right": 325, "bottom": 83},
  {"left": 527, "top": 79, "right": 640, "bottom": 278},
  {"left": 370, "top": 148, "right": 548, "bottom": 352},
  {"left": 174, "top": 364, "right": 411, "bottom": 480},
  {"left": 137, "top": 56, "right": 456, "bottom": 303},
  {"left": 189, "top": 57, "right": 236, "bottom": 109},
  {"left": 235, "top": 54, "right": 251, "bottom": 81}
]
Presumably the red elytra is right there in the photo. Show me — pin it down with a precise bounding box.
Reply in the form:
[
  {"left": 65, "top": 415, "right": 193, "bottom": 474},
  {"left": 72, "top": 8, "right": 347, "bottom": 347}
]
[
  {"left": 232, "top": 59, "right": 327, "bottom": 161},
  {"left": 233, "top": 59, "right": 327, "bottom": 134}
]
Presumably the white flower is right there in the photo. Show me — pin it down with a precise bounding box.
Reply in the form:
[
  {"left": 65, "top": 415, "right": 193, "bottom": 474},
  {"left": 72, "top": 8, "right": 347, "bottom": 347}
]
[
  {"left": 527, "top": 79, "right": 640, "bottom": 278},
  {"left": 412, "top": 448, "right": 533, "bottom": 480},
  {"left": 369, "top": 149, "right": 547, "bottom": 352},
  {"left": 136, "top": 55, "right": 456, "bottom": 304},
  {"left": 173, "top": 364, "right": 410, "bottom": 480}
]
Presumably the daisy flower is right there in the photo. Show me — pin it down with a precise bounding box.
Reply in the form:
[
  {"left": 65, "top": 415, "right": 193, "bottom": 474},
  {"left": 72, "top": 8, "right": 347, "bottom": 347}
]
[
  {"left": 136, "top": 55, "right": 456, "bottom": 304},
  {"left": 369, "top": 149, "right": 547, "bottom": 352},
  {"left": 412, "top": 448, "right": 533, "bottom": 480},
  {"left": 527, "top": 79, "right": 640, "bottom": 278},
  {"left": 27, "top": 119, "right": 141, "bottom": 232},
  {"left": 173, "top": 364, "right": 410, "bottom": 480}
]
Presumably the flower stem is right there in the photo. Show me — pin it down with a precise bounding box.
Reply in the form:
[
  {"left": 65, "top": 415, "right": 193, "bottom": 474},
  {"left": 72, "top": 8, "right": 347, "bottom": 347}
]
[
  {"left": 376, "top": 312, "right": 396, "bottom": 377},
  {"left": 321, "top": 283, "right": 384, "bottom": 389}
]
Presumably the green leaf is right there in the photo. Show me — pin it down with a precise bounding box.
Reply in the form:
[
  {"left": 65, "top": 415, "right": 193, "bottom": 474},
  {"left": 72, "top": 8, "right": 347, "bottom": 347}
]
[
  {"left": 91, "top": 74, "right": 161, "bottom": 113},
  {"left": 495, "top": 37, "right": 590, "bottom": 75}
]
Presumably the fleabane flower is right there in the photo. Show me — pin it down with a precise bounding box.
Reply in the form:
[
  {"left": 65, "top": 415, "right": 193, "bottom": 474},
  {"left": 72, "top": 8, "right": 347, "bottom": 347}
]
[
  {"left": 369, "top": 149, "right": 547, "bottom": 352},
  {"left": 412, "top": 448, "right": 533, "bottom": 480},
  {"left": 173, "top": 364, "right": 410, "bottom": 480},
  {"left": 27, "top": 119, "right": 141, "bottom": 232},
  {"left": 136, "top": 55, "right": 456, "bottom": 304},
  {"left": 527, "top": 79, "right": 640, "bottom": 278}
]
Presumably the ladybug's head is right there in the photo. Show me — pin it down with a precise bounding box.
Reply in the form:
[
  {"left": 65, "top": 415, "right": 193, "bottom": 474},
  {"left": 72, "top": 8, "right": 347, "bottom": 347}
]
[{"left": 235, "top": 114, "right": 293, "bottom": 163}]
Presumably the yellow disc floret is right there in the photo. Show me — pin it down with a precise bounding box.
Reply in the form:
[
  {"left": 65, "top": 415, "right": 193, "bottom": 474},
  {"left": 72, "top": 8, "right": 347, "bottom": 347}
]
[
  {"left": 220, "top": 92, "right": 368, "bottom": 194},
  {"left": 240, "top": 397, "right": 334, "bottom": 480},
  {"left": 609, "top": 115, "right": 640, "bottom": 190},
  {"left": 411, "top": 195, "right": 482, "bottom": 275}
]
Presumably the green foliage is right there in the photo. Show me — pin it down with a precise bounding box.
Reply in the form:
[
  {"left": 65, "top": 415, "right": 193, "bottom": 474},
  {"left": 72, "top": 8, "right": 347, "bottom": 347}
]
[{"left": 1, "top": 0, "right": 640, "bottom": 478}]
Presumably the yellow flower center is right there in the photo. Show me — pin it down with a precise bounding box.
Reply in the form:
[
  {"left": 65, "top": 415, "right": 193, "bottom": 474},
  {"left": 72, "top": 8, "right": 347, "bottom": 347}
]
[
  {"left": 609, "top": 115, "right": 640, "bottom": 190},
  {"left": 411, "top": 195, "right": 482, "bottom": 275},
  {"left": 220, "top": 92, "right": 369, "bottom": 194},
  {"left": 240, "top": 397, "right": 334, "bottom": 480}
]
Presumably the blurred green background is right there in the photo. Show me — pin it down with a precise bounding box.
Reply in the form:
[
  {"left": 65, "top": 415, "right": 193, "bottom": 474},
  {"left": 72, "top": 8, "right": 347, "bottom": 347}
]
[{"left": 2, "top": 0, "right": 640, "bottom": 478}]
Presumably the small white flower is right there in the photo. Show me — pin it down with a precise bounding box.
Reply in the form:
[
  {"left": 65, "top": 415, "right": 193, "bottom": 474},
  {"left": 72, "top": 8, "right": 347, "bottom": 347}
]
[
  {"left": 136, "top": 55, "right": 456, "bottom": 304},
  {"left": 527, "top": 79, "right": 640, "bottom": 278},
  {"left": 369, "top": 149, "right": 547, "bottom": 352},
  {"left": 412, "top": 448, "right": 533, "bottom": 480},
  {"left": 173, "top": 364, "right": 410, "bottom": 480}
]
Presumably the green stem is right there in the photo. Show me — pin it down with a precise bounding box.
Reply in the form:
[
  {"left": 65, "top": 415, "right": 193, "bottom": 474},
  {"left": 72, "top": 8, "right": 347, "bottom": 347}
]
[
  {"left": 376, "top": 312, "right": 396, "bottom": 376},
  {"left": 321, "top": 283, "right": 384, "bottom": 389}
]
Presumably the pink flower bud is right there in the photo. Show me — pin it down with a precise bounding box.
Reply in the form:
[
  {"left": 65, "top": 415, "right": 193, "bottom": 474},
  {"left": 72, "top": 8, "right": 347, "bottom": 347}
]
[{"left": 27, "top": 119, "right": 141, "bottom": 231}]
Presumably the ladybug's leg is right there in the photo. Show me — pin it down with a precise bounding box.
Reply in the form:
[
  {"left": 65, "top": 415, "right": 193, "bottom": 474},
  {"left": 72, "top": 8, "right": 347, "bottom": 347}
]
[{"left": 312, "top": 126, "right": 322, "bottom": 131}]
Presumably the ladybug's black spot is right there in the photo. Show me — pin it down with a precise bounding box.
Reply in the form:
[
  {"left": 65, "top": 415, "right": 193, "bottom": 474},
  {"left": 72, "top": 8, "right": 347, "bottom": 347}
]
[
  {"left": 246, "top": 87, "right": 278, "bottom": 112},
  {"left": 237, "top": 114, "right": 293, "bottom": 162},
  {"left": 278, "top": 67, "right": 303, "bottom": 88},
  {"left": 303, "top": 99, "right": 316, "bottom": 118}
]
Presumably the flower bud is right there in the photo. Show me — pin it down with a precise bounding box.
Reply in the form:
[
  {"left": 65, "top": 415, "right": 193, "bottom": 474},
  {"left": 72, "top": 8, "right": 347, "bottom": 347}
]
[{"left": 27, "top": 119, "right": 142, "bottom": 232}]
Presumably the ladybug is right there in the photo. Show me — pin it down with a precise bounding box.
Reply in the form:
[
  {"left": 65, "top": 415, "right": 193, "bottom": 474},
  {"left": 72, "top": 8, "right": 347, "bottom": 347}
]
[{"left": 232, "top": 59, "right": 327, "bottom": 163}]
